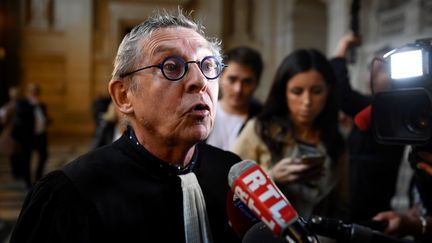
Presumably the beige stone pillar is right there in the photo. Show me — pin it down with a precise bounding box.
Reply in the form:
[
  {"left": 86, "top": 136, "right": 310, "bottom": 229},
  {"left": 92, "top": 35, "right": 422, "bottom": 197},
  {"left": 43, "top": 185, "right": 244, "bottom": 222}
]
[
  {"left": 62, "top": 0, "right": 92, "bottom": 114},
  {"left": 48, "top": 0, "right": 93, "bottom": 135},
  {"left": 28, "top": 0, "right": 51, "bottom": 30},
  {"left": 323, "top": 0, "right": 350, "bottom": 55},
  {"left": 195, "top": 0, "right": 223, "bottom": 39},
  {"left": 274, "top": 0, "right": 295, "bottom": 65}
]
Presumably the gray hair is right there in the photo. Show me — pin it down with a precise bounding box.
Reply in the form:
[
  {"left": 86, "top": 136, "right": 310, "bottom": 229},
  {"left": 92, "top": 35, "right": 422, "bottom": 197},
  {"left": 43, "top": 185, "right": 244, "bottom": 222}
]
[{"left": 111, "top": 9, "right": 222, "bottom": 90}]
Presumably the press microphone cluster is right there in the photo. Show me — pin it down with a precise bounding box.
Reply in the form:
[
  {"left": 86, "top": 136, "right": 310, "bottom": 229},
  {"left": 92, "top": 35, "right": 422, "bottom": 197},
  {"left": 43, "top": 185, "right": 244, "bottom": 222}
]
[
  {"left": 228, "top": 160, "right": 319, "bottom": 242},
  {"left": 227, "top": 160, "right": 417, "bottom": 243}
]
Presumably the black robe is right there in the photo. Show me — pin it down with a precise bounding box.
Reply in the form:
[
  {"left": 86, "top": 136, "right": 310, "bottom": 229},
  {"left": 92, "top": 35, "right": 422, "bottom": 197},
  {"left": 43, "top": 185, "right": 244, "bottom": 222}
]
[{"left": 10, "top": 133, "right": 242, "bottom": 243}]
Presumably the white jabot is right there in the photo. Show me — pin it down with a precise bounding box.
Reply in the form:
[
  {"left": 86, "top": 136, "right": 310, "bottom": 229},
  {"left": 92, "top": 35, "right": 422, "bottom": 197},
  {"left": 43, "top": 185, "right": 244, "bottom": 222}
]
[{"left": 178, "top": 172, "right": 213, "bottom": 243}]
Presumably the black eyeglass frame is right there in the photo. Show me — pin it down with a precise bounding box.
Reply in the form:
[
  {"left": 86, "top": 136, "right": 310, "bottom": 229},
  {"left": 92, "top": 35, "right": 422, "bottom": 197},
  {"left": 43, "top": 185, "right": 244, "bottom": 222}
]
[{"left": 119, "top": 55, "right": 226, "bottom": 81}]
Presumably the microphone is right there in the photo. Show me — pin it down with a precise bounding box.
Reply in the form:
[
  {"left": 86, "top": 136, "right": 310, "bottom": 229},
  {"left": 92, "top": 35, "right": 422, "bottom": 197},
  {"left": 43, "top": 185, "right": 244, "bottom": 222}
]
[
  {"left": 226, "top": 190, "right": 260, "bottom": 237},
  {"left": 242, "top": 222, "right": 286, "bottom": 243},
  {"left": 308, "top": 216, "right": 415, "bottom": 243},
  {"left": 228, "top": 160, "right": 319, "bottom": 242},
  {"left": 354, "top": 104, "right": 372, "bottom": 131}
]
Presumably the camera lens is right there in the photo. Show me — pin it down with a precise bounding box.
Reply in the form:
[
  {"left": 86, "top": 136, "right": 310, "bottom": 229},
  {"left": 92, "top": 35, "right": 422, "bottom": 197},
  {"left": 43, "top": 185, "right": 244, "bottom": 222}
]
[
  {"left": 373, "top": 88, "right": 432, "bottom": 144},
  {"left": 404, "top": 98, "right": 432, "bottom": 134}
]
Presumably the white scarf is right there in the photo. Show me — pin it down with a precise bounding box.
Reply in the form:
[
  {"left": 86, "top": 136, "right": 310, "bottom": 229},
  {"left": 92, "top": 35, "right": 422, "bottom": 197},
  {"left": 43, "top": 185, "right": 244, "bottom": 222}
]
[{"left": 178, "top": 172, "right": 213, "bottom": 243}]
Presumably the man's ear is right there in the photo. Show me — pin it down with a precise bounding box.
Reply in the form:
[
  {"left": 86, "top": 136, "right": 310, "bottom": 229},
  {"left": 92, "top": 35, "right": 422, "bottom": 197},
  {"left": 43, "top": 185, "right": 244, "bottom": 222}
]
[{"left": 108, "top": 79, "right": 134, "bottom": 114}]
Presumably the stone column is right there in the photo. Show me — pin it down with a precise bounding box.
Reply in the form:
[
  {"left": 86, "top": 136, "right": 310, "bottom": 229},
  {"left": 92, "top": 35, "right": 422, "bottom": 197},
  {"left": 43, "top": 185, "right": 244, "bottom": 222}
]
[
  {"left": 195, "top": 0, "right": 223, "bottom": 39},
  {"left": 274, "top": 0, "right": 295, "bottom": 64},
  {"left": 62, "top": 0, "right": 92, "bottom": 115},
  {"left": 226, "top": 0, "right": 253, "bottom": 48},
  {"left": 251, "top": 0, "right": 275, "bottom": 101},
  {"left": 28, "top": 0, "right": 51, "bottom": 30},
  {"left": 323, "top": 0, "right": 350, "bottom": 55}
]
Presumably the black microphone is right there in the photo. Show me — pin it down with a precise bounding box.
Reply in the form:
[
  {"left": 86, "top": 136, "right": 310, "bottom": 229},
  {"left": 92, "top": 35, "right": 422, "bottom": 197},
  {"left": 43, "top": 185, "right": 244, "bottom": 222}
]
[
  {"left": 228, "top": 160, "right": 319, "bottom": 243},
  {"left": 308, "top": 216, "right": 415, "bottom": 243},
  {"left": 242, "top": 222, "right": 286, "bottom": 243}
]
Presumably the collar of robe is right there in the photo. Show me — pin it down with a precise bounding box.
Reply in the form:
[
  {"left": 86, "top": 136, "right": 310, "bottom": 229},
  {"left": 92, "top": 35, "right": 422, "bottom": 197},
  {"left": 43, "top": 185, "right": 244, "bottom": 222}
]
[{"left": 125, "top": 126, "right": 198, "bottom": 176}]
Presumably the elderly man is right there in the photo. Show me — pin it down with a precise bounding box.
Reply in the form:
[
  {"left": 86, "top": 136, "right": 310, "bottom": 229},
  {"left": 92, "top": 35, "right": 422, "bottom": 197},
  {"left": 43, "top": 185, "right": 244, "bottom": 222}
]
[{"left": 10, "top": 10, "right": 241, "bottom": 243}]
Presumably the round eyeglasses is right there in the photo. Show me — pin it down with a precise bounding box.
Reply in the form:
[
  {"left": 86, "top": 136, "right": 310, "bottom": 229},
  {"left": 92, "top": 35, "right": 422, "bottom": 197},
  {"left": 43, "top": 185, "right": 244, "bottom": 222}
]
[{"left": 120, "top": 56, "right": 226, "bottom": 81}]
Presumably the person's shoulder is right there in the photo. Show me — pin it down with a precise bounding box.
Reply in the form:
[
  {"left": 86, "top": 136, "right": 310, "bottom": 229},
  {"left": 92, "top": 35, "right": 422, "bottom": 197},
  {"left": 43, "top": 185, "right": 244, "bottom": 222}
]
[
  {"left": 62, "top": 137, "right": 133, "bottom": 182},
  {"left": 72, "top": 140, "right": 120, "bottom": 160},
  {"left": 200, "top": 142, "right": 240, "bottom": 157},
  {"left": 199, "top": 142, "right": 241, "bottom": 164},
  {"left": 65, "top": 139, "right": 124, "bottom": 167},
  {"left": 27, "top": 170, "right": 84, "bottom": 205},
  {"left": 197, "top": 143, "right": 242, "bottom": 180},
  {"left": 241, "top": 117, "right": 258, "bottom": 133},
  {"left": 60, "top": 138, "right": 134, "bottom": 198}
]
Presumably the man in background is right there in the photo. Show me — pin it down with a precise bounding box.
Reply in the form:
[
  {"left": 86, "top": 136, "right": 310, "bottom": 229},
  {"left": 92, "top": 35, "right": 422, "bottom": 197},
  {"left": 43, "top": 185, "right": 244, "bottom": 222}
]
[
  {"left": 11, "top": 83, "right": 49, "bottom": 188},
  {"left": 207, "top": 46, "right": 263, "bottom": 151}
]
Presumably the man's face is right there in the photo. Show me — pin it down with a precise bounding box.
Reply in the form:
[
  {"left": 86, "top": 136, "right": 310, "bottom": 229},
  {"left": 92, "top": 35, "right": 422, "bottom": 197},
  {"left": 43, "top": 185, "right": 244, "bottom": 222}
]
[
  {"left": 126, "top": 27, "right": 219, "bottom": 146},
  {"left": 219, "top": 61, "right": 258, "bottom": 112}
]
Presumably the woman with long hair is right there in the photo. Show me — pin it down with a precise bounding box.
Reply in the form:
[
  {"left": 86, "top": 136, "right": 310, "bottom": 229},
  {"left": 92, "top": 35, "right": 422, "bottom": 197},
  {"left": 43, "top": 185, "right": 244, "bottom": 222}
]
[{"left": 232, "top": 49, "right": 349, "bottom": 220}]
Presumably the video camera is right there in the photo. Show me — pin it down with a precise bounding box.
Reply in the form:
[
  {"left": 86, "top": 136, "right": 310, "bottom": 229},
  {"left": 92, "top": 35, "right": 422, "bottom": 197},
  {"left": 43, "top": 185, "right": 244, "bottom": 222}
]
[{"left": 371, "top": 38, "right": 432, "bottom": 146}]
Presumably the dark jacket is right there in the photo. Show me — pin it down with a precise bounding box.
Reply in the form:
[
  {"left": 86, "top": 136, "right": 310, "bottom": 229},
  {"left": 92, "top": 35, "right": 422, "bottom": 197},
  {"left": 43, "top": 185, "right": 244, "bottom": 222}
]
[
  {"left": 10, "top": 132, "right": 242, "bottom": 243},
  {"left": 11, "top": 98, "right": 48, "bottom": 146}
]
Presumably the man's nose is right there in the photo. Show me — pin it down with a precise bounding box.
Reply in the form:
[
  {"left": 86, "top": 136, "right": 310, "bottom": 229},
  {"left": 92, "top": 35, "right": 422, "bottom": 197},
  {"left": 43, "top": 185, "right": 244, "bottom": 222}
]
[
  {"left": 185, "top": 63, "right": 208, "bottom": 93},
  {"left": 233, "top": 81, "right": 242, "bottom": 93}
]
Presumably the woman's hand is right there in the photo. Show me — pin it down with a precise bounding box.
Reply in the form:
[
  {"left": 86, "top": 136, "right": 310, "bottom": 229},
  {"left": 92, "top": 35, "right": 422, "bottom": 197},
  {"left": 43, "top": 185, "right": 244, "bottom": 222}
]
[
  {"left": 334, "top": 32, "right": 362, "bottom": 58},
  {"left": 270, "top": 157, "right": 324, "bottom": 184}
]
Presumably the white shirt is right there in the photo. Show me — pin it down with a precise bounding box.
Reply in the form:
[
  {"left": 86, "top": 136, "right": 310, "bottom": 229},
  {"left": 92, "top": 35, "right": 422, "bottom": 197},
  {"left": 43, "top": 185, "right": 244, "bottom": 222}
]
[
  {"left": 34, "top": 105, "right": 47, "bottom": 135},
  {"left": 206, "top": 103, "right": 246, "bottom": 151}
]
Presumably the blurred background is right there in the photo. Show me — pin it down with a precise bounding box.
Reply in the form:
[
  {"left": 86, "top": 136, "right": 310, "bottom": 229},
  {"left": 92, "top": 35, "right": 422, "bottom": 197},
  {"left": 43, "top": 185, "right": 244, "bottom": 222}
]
[
  {"left": 0, "top": 0, "right": 431, "bottom": 242},
  {"left": 1, "top": 0, "right": 432, "bottom": 136}
]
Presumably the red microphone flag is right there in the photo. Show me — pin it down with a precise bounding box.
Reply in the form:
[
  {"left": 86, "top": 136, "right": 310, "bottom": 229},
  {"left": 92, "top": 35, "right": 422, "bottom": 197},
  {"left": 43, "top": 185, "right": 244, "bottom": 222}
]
[{"left": 231, "top": 163, "right": 298, "bottom": 235}]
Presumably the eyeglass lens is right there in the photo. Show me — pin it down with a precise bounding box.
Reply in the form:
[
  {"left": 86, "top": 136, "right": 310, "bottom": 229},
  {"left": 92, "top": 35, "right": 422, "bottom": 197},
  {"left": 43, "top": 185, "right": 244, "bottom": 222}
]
[{"left": 161, "top": 56, "right": 222, "bottom": 81}]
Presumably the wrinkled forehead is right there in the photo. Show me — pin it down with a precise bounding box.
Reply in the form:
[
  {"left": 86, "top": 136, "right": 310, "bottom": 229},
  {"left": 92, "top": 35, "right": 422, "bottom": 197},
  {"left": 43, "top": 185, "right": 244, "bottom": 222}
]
[{"left": 142, "top": 27, "right": 215, "bottom": 59}]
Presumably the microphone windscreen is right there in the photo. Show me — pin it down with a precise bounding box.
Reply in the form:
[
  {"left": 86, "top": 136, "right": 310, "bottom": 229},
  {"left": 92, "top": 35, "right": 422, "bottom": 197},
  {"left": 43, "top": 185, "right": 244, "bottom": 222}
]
[
  {"left": 354, "top": 105, "right": 372, "bottom": 131},
  {"left": 228, "top": 160, "right": 256, "bottom": 188}
]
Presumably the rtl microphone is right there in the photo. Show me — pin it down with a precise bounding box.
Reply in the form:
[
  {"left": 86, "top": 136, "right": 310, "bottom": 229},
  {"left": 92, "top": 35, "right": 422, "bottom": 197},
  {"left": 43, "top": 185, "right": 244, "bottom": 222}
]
[
  {"left": 354, "top": 104, "right": 372, "bottom": 131},
  {"left": 228, "top": 160, "right": 319, "bottom": 243},
  {"left": 226, "top": 190, "right": 260, "bottom": 237}
]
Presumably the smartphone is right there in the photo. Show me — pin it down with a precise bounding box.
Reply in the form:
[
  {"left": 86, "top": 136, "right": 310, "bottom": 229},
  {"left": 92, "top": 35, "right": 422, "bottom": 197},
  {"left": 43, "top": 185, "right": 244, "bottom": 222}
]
[{"left": 300, "top": 154, "right": 325, "bottom": 164}]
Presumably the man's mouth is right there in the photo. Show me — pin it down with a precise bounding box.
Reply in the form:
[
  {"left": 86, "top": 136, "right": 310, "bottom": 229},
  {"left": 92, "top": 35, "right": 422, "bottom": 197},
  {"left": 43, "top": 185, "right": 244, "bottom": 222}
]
[
  {"left": 193, "top": 104, "right": 210, "bottom": 111},
  {"left": 189, "top": 103, "right": 210, "bottom": 118}
]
